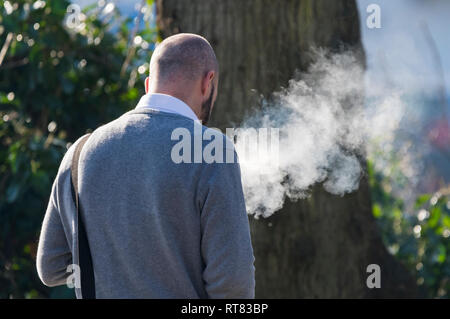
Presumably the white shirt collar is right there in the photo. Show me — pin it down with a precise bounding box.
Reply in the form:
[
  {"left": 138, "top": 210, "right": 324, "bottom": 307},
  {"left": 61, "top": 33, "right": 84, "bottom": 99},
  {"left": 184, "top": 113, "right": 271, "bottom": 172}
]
[{"left": 135, "top": 93, "right": 199, "bottom": 122}]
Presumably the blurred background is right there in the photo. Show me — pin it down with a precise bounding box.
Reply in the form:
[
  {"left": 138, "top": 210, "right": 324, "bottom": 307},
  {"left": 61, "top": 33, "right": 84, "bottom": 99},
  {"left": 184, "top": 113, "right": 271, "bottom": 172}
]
[{"left": 0, "top": 0, "right": 448, "bottom": 298}]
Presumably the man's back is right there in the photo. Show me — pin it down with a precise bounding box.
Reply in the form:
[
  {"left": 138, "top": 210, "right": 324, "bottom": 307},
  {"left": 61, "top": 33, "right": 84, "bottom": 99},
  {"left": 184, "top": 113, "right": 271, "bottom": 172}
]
[{"left": 36, "top": 108, "right": 255, "bottom": 298}]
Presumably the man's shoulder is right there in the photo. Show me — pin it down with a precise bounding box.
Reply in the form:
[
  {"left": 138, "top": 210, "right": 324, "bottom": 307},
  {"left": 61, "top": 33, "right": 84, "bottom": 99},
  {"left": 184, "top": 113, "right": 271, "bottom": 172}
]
[{"left": 58, "top": 133, "right": 91, "bottom": 177}]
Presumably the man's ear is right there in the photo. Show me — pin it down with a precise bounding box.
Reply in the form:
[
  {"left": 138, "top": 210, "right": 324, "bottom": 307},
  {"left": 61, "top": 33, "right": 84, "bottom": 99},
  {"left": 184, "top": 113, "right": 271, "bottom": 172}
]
[
  {"left": 201, "top": 71, "right": 215, "bottom": 97},
  {"left": 145, "top": 77, "right": 149, "bottom": 94}
]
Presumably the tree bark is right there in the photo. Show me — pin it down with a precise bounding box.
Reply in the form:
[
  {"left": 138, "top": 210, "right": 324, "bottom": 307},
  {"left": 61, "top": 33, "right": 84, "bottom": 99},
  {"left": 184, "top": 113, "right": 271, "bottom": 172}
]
[{"left": 156, "top": 0, "right": 419, "bottom": 298}]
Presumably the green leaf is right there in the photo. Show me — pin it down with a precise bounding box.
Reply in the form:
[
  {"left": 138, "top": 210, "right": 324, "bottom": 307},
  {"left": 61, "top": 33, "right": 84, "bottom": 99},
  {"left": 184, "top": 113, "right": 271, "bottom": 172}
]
[
  {"left": 373, "top": 203, "right": 382, "bottom": 218},
  {"left": 415, "top": 194, "right": 432, "bottom": 208}
]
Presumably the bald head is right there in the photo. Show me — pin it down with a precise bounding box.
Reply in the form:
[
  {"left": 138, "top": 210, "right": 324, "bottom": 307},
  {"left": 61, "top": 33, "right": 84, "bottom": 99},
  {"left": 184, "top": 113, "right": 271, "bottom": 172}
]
[
  {"left": 149, "top": 33, "right": 218, "bottom": 85},
  {"left": 146, "top": 33, "right": 219, "bottom": 125}
]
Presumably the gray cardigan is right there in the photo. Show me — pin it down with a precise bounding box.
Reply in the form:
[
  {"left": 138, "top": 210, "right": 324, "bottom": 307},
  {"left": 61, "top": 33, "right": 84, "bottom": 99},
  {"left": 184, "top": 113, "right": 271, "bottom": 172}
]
[{"left": 36, "top": 107, "right": 255, "bottom": 298}]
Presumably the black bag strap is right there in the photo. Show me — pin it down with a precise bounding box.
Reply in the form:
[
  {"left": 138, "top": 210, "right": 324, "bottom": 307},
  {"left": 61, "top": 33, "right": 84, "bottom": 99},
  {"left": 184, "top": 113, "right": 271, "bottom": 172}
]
[{"left": 70, "top": 134, "right": 96, "bottom": 299}]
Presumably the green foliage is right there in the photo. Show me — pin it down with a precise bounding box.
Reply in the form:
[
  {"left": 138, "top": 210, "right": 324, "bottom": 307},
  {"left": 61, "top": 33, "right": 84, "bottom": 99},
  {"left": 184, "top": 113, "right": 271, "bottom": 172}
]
[
  {"left": 0, "top": 0, "right": 156, "bottom": 298},
  {"left": 369, "top": 161, "right": 450, "bottom": 298}
]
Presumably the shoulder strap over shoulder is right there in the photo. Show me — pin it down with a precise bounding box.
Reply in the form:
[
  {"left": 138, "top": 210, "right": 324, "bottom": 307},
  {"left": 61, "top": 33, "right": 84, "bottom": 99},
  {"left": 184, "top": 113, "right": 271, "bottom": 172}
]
[{"left": 70, "top": 134, "right": 96, "bottom": 299}]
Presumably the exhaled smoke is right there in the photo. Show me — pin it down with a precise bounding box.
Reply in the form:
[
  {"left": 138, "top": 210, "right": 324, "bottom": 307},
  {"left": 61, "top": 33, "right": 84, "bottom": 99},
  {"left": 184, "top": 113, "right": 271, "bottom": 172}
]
[{"left": 234, "top": 49, "right": 406, "bottom": 218}]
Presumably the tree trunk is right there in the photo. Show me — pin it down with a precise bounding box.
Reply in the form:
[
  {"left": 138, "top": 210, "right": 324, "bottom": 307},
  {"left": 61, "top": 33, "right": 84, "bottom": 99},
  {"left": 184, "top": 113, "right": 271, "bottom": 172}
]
[{"left": 156, "top": 0, "right": 419, "bottom": 298}]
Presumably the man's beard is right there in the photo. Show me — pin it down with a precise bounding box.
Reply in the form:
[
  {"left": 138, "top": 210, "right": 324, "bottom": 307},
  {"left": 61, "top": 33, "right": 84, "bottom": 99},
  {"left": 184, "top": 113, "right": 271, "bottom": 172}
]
[{"left": 200, "top": 84, "right": 214, "bottom": 126}]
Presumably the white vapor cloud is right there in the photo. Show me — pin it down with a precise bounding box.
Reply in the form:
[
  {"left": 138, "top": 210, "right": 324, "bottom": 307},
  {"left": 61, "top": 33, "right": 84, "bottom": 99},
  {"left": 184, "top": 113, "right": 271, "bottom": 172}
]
[{"left": 235, "top": 50, "right": 407, "bottom": 218}]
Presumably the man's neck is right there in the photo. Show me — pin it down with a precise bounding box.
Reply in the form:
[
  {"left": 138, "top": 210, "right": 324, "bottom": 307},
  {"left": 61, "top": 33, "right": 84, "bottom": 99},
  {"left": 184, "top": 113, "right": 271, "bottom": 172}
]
[
  {"left": 137, "top": 92, "right": 200, "bottom": 122},
  {"left": 147, "top": 88, "right": 200, "bottom": 119}
]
